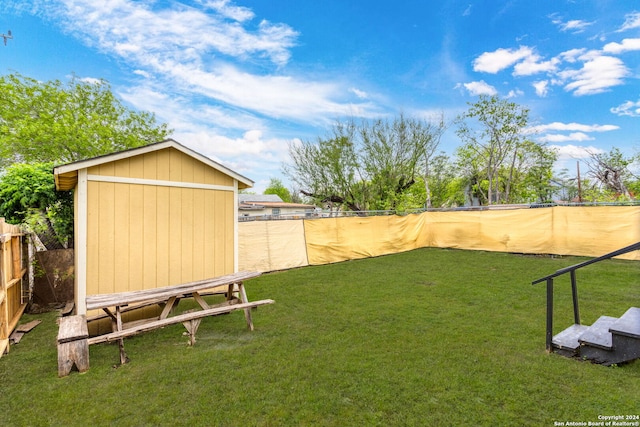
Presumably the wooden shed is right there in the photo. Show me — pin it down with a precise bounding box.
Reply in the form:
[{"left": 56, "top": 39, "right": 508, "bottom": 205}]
[{"left": 53, "top": 139, "right": 253, "bottom": 315}]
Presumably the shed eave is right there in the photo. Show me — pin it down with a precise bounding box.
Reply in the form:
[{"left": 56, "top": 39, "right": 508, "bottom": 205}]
[{"left": 54, "top": 170, "right": 79, "bottom": 191}]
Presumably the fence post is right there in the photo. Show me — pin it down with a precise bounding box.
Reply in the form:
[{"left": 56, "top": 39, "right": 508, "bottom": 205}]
[
  {"left": 0, "top": 234, "right": 8, "bottom": 355},
  {"left": 546, "top": 278, "right": 554, "bottom": 353}
]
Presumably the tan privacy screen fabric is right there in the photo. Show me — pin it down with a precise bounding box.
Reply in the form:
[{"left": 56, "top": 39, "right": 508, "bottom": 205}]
[
  {"left": 239, "top": 206, "right": 639, "bottom": 272},
  {"left": 423, "top": 206, "right": 639, "bottom": 259},
  {"left": 549, "top": 206, "right": 640, "bottom": 258},
  {"left": 423, "top": 208, "right": 553, "bottom": 254},
  {"left": 238, "top": 220, "right": 309, "bottom": 272},
  {"left": 304, "top": 214, "right": 429, "bottom": 265}
]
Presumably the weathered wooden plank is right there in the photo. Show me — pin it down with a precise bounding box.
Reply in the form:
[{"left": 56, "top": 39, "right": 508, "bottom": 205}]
[
  {"left": 16, "top": 319, "right": 41, "bottom": 333},
  {"left": 115, "top": 306, "right": 127, "bottom": 365},
  {"left": 5, "top": 277, "right": 21, "bottom": 290},
  {"left": 85, "top": 271, "right": 261, "bottom": 310},
  {"left": 86, "top": 298, "right": 166, "bottom": 322},
  {"left": 57, "top": 315, "right": 89, "bottom": 343},
  {"left": 7, "top": 303, "right": 27, "bottom": 336},
  {"left": 9, "top": 331, "right": 24, "bottom": 344},
  {"left": 61, "top": 302, "right": 75, "bottom": 316},
  {"left": 11, "top": 237, "right": 21, "bottom": 282},
  {"left": 57, "top": 315, "right": 90, "bottom": 377},
  {"left": 88, "top": 299, "right": 274, "bottom": 345},
  {"left": 58, "top": 339, "right": 90, "bottom": 377},
  {"left": 238, "top": 283, "right": 254, "bottom": 331}
]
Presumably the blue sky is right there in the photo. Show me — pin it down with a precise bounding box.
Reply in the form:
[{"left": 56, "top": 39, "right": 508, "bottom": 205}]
[{"left": 1, "top": 1, "right": 639, "bottom": 193}]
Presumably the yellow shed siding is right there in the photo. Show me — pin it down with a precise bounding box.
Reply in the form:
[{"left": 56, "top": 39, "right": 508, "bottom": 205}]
[
  {"left": 86, "top": 147, "right": 234, "bottom": 186},
  {"left": 84, "top": 145, "right": 238, "bottom": 299},
  {"left": 86, "top": 180, "right": 235, "bottom": 297}
]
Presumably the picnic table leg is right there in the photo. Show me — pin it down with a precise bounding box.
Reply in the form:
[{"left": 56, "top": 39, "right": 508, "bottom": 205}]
[
  {"left": 182, "top": 310, "right": 202, "bottom": 346},
  {"left": 226, "top": 283, "right": 240, "bottom": 303},
  {"left": 238, "top": 283, "right": 254, "bottom": 331},
  {"left": 115, "top": 306, "right": 129, "bottom": 364},
  {"left": 159, "top": 296, "right": 178, "bottom": 320}
]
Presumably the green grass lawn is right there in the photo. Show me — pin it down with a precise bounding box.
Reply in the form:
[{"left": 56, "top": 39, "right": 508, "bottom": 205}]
[{"left": 1, "top": 248, "right": 638, "bottom": 426}]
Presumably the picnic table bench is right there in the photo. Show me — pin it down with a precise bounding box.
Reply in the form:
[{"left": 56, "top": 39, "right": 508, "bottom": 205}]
[{"left": 57, "top": 271, "right": 273, "bottom": 375}]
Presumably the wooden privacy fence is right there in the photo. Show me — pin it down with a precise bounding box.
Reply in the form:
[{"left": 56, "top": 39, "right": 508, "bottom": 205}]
[{"left": 0, "top": 219, "right": 27, "bottom": 357}]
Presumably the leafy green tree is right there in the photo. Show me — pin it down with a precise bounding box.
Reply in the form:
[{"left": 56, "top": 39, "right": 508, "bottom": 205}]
[
  {"left": 284, "top": 115, "right": 446, "bottom": 212},
  {"left": 0, "top": 162, "right": 72, "bottom": 248},
  {"left": 455, "top": 95, "right": 555, "bottom": 204},
  {"left": 0, "top": 72, "right": 172, "bottom": 246},
  {"left": 425, "top": 153, "right": 466, "bottom": 208},
  {"left": 0, "top": 73, "right": 171, "bottom": 167},
  {"left": 264, "top": 178, "right": 292, "bottom": 202}
]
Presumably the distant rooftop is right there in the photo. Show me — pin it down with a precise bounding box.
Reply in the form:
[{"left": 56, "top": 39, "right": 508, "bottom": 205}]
[{"left": 239, "top": 194, "right": 283, "bottom": 203}]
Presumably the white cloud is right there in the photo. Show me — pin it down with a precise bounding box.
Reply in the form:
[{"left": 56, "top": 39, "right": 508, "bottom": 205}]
[
  {"left": 610, "top": 99, "right": 640, "bottom": 117},
  {"left": 549, "top": 144, "right": 604, "bottom": 160},
  {"left": 538, "top": 132, "right": 593, "bottom": 143},
  {"left": 183, "top": 129, "right": 288, "bottom": 158},
  {"left": 529, "top": 122, "right": 619, "bottom": 133},
  {"left": 458, "top": 80, "right": 498, "bottom": 96},
  {"left": 202, "top": 0, "right": 255, "bottom": 22},
  {"left": 558, "top": 55, "right": 629, "bottom": 96},
  {"left": 52, "top": 1, "right": 299, "bottom": 66},
  {"left": 533, "top": 80, "right": 549, "bottom": 97},
  {"left": 30, "top": 0, "right": 383, "bottom": 125},
  {"left": 118, "top": 84, "right": 265, "bottom": 132},
  {"left": 513, "top": 54, "right": 559, "bottom": 76},
  {"left": 78, "top": 76, "right": 102, "bottom": 85},
  {"left": 602, "top": 38, "right": 640, "bottom": 54},
  {"left": 559, "top": 48, "right": 587, "bottom": 63},
  {"left": 167, "top": 64, "right": 381, "bottom": 121},
  {"left": 617, "top": 11, "right": 640, "bottom": 32},
  {"left": 506, "top": 89, "right": 524, "bottom": 98},
  {"left": 473, "top": 46, "right": 533, "bottom": 73},
  {"left": 551, "top": 17, "right": 594, "bottom": 33},
  {"left": 349, "top": 88, "right": 369, "bottom": 99}
]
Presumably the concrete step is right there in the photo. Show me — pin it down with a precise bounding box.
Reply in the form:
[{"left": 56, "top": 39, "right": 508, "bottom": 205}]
[
  {"left": 609, "top": 307, "right": 640, "bottom": 339},
  {"left": 552, "top": 324, "right": 589, "bottom": 356},
  {"left": 579, "top": 316, "right": 617, "bottom": 350},
  {"left": 578, "top": 308, "right": 640, "bottom": 365},
  {"left": 607, "top": 307, "right": 640, "bottom": 365},
  {"left": 578, "top": 316, "right": 618, "bottom": 364},
  {"left": 552, "top": 308, "right": 640, "bottom": 365}
]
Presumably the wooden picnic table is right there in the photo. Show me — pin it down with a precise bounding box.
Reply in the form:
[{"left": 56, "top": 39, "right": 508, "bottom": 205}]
[{"left": 84, "top": 271, "right": 274, "bottom": 365}]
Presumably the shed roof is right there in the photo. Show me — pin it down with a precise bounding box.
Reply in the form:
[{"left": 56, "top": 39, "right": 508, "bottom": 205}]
[{"left": 53, "top": 139, "right": 254, "bottom": 191}]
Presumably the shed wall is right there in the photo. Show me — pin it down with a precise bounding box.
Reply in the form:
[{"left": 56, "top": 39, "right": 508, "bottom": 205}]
[{"left": 84, "top": 147, "right": 236, "bottom": 298}]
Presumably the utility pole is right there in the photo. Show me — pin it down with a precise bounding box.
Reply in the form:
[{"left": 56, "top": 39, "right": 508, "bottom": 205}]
[
  {"left": 576, "top": 161, "right": 583, "bottom": 203},
  {"left": 2, "top": 30, "right": 12, "bottom": 46}
]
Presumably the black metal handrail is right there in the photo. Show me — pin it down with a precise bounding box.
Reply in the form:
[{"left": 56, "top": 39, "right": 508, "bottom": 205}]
[{"left": 532, "top": 241, "right": 640, "bottom": 352}]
